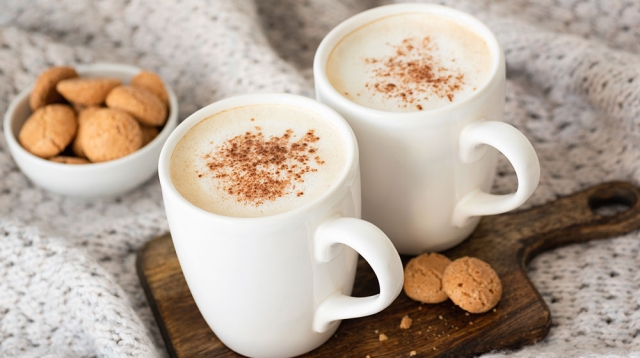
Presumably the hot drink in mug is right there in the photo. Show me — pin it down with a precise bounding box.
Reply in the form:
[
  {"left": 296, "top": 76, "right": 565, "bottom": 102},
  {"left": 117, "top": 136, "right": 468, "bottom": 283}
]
[{"left": 315, "top": 4, "right": 540, "bottom": 255}]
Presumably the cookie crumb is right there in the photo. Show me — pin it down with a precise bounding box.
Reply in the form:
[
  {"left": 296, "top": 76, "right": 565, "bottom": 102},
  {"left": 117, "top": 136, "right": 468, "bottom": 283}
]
[
  {"left": 366, "top": 355, "right": 371, "bottom": 358},
  {"left": 400, "top": 315, "right": 412, "bottom": 329},
  {"left": 469, "top": 321, "right": 474, "bottom": 325},
  {"left": 374, "top": 329, "right": 379, "bottom": 334},
  {"left": 410, "top": 351, "right": 417, "bottom": 356},
  {"left": 438, "top": 315, "right": 443, "bottom": 320},
  {"left": 379, "top": 333, "right": 388, "bottom": 342}
]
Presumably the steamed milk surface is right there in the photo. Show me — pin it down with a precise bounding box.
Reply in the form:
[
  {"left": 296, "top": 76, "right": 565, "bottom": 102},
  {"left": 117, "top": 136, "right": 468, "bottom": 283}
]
[
  {"left": 326, "top": 13, "right": 493, "bottom": 112},
  {"left": 170, "top": 104, "right": 347, "bottom": 218}
]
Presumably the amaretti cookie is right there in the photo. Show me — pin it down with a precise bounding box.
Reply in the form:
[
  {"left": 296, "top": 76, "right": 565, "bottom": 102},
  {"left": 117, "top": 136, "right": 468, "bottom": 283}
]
[
  {"left": 105, "top": 85, "right": 167, "bottom": 126},
  {"left": 442, "top": 256, "right": 502, "bottom": 314},
  {"left": 49, "top": 156, "right": 90, "bottom": 164},
  {"left": 18, "top": 104, "right": 77, "bottom": 158},
  {"left": 80, "top": 108, "right": 143, "bottom": 162},
  {"left": 29, "top": 66, "right": 78, "bottom": 110},
  {"left": 131, "top": 70, "right": 169, "bottom": 107},
  {"left": 140, "top": 125, "right": 160, "bottom": 147},
  {"left": 72, "top": 107, "right": 103, "bottom": 158},
  {"left": 56, "top": 77, "right": 122, "bottom": 106},
  {"left": 403, "top": 252, "right": 452, "bottom": 304}
]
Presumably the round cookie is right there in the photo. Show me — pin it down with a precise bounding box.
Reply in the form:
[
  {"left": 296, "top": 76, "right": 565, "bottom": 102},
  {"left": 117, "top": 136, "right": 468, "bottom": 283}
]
[
  {"left": 105, "top": 85, "right": 167, "bottom": 126},
  {"left": 56, "top": 77, "right": 122, "bottom": 106},
  {"left": 49, "top": 156, "right": 90, "bottom": 164},
  {"left": 403, "top": 252, "right": 452, "bottom": 304},
  {"left": 131, "top": 70, "right": 169, "bottom": 107},
  {"left": 81, "top": 108, "right": 143, "bottom": 163},
  {"left": 442, "top": 257, "right": 502, "bottom": 314},
  {"left": 140, "top": 125, "right": 160, "bottom": 147},
  {"left": 30, "top": 66, "right": 78, "bottom": 110},
  {"left": 18, "top": 104, "right": 77, "bottom": 158},
  {"left": 72, "top": 107, "right": 102, "bottom": 158}
]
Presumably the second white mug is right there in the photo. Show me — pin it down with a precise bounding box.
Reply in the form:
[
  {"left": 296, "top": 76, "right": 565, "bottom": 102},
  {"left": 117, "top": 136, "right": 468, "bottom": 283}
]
[{"left": 314, "top": 3, "right": 540, "bottom": 255}]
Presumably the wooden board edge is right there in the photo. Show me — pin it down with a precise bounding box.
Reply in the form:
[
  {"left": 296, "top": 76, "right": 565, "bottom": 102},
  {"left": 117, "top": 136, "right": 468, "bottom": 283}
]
[{"left": 136, "top": 234, "right": 180, "bottom": 358}]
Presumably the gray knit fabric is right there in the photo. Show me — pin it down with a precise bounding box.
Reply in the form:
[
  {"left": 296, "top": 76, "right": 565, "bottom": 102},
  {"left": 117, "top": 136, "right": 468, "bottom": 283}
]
[{"left": 1, "top": 0, "right": 639, "bottom": 357}]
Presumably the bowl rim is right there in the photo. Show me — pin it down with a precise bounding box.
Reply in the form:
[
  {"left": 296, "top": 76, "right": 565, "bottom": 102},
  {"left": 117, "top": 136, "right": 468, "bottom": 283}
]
[{"left": 3, "top": 62, "right": 179, "bottom": 173}]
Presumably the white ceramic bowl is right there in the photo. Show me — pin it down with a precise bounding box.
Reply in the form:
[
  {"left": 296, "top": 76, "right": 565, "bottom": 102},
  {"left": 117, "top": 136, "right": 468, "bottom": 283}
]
[{"left": 3, "top": 63, "right": 179, "bottom": 198}]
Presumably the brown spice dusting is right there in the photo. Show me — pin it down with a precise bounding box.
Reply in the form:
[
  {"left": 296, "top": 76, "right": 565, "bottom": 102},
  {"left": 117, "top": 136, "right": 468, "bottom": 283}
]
[
  {"left": 364, "top": 37, "right": 465, "bottom": 107},
  {"left": 198, "top": 126, "right": 324, "bottom": 206}
]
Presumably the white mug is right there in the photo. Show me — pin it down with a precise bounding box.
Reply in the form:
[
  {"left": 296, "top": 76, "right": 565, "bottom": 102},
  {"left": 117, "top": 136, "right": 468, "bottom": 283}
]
[
  {"left": 314, "top": 3, "right": 540, "bottom": 255},
  {"left": 158, "top": 93, "right": 404, "bottom": 358}
]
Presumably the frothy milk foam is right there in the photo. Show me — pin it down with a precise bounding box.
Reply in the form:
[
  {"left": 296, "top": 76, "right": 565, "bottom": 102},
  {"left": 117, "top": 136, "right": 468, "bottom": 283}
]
[
  {"left": 326, "top": 12, "right": 493, "bottom": 112},
  {"left": 170, "top": 104, "right": 348, "bottom": 218}
]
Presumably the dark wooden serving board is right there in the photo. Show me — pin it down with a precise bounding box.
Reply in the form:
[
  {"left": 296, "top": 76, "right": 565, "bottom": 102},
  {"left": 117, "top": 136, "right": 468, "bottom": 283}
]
[{"left": 137, "top": 181, "right": 640, "bottom": 357}]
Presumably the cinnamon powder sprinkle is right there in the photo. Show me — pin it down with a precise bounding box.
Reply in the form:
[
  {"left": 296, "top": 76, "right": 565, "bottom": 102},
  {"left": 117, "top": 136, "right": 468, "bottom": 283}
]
[
  {"left": 198, "top": 126, "right": 323, "bottom": 206},
  {"left": 364, "top": 37, "right": 465, "bottom": 107}
]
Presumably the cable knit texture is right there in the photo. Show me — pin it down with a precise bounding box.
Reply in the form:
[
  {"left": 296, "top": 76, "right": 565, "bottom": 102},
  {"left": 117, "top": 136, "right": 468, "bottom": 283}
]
[{"left": 0, "top": 0, "right": 639, "bottom": 357}]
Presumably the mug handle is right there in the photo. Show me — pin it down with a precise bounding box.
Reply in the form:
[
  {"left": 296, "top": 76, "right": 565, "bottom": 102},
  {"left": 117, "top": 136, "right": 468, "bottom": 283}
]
[
  {"left": 312, "top": 216, "right": 404, "bottom": 333},
  {"left": 452, "top": 120, "right": 540, "bottom": 228}
]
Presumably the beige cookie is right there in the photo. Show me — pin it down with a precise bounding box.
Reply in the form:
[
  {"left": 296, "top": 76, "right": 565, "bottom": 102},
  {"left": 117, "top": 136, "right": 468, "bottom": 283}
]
[
  {"left": 19, "top": 104, "right": 77, "bottom": 158},
  {"left": 140, "top": 125, "right": 160, "bottom": 147},
  {"left": 131, "top": 70, "right": 169, "bottom": 107},
  {"left": 30, "top": 66, "right": 78, "bottom": 110},
  {"left": 49, "top": 156, "right": 90, "bottom": 164},
  {"left": 403, "top": 252, "right": 452, "bottom": 304},
  {"left": 57, "top": 77, "right": 122, "bottom": 106},
  {"left": 72, "top": 107, "right": 103, "bottom": 158},
  {"left": 442, "top": 257, "right": 502, "bottom": 314},
  {"left": 81, "top": 108, "right": 143, "bottom": 162},
  {"left": 105, "top": 85, "right": 167, "bottom": 126}
]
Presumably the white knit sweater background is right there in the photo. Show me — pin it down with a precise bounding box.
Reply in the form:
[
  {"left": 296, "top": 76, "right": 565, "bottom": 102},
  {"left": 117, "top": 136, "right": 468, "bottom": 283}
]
[{"left": 1, "top": 0, "right": 640, "bottom": 357}]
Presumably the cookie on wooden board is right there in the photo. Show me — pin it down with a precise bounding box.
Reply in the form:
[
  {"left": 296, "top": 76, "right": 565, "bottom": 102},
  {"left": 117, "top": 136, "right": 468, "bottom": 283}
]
[
  {"left": 442, "top": 256, "right": 502, "bottom": 314},
  {"left": 403, "top": 252, "right": 452, "bottom": 304}
]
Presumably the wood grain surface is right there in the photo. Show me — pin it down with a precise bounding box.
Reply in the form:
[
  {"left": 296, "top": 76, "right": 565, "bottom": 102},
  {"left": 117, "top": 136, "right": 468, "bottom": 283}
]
[{"left": 137, "top": 181, "right": 640, "bottom": 357}]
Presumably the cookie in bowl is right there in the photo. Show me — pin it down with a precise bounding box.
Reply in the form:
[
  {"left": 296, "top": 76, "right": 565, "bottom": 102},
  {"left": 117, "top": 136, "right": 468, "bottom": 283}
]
[{"left": 3, "top": 63, "right": 179, "bottom": 198}]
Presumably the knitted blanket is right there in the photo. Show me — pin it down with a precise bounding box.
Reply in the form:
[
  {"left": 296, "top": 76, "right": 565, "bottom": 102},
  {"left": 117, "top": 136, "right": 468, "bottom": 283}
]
[{"left": 1, "top": 0, "right": 639, "bottom": 357}]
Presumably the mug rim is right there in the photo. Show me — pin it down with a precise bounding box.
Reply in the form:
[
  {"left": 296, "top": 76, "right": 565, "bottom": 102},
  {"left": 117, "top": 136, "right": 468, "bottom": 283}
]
[
  {"left": 313, "top": 3, "right": 504, "bottom": 124},
  {"left": 158, "top": 93, "right": 359, "bottom": 223}
]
